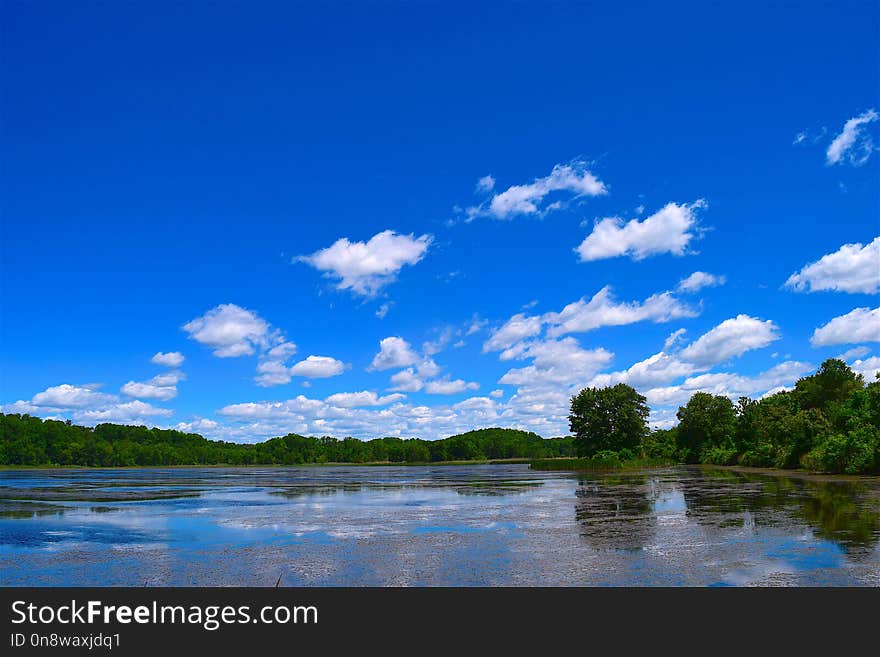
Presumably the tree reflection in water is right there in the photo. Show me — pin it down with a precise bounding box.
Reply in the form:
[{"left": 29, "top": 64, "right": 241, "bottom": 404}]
[{"left": 574, "top": 467, "right": 880, "bottom": 555}]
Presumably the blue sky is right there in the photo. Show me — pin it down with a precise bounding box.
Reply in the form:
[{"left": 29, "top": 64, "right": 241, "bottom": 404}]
[{"left": 2, "top": 1, "right": 878, "bottom": 441}]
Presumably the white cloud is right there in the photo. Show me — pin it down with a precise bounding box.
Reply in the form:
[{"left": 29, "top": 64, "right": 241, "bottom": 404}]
[
  {"left": 324, "top": 391, "right": 406, "bottom": 408},
  {"left": 298, "top": 230, "right": 432, "bottom": 297},
  {"left": 151, "top": 351, "right": 185, "bottom": 367},
  {"left": 2, "top": 382, "right": 175, "bottom": 427},
  {"left": 476, "top": 175, "right": 495, "bottom": 192},
  {"left": 576, "top": 200, "right": 706, "bottom": 262},
  {"left": 499, "top": 338, "right": 614, "bottom": 387},
  {"left": 588, "top": 351, "right": 699, "bottom": 389},
  {"left": 679, "top": 314, "right": 780, "bottom": 366},
  {"left": 288, "top": 355, "right": 348, "bottom": 379},
  {"left": 483, "top": 313, "right": 543, "bottom": 352},
  {"left": 489, "top": 389, "right": 504, "bottom": 398},
  {"left": 370, "top": 336, "right": 420, "bottom": 371},
  {"left": 466, "top": 315, "right": 488, "bottom": 335},
  {"left": 424, "top": 377, "right": 480, "bottom": 395},
  {"left": 183, "top": 304, "right": 272, "bottom": 357},
  {"left": 416, "top": 358, "right": 441, "bottom": 378},
  {"left": 76, "top": 400, "right": 173, "bottom": 424},
  {"left": 643, "top": 361, "right": 813, "bottom": 409},
  {"left": 31, "top": 384, "right": 116, "bottom": 410},
  {"left": 266, "top": 342, "right": 297, "bottom": 360},
  {"left": 375, "top": 303, "right": 391, "bottom": 319},
  {"left": 677, "top": 271, "right": 726, "bottom": 293},
  {"left": 785, "top": 237, "right": 880, "bottom": 294},
  {"left": 466, "top": 161, "right": 607, "bottom": 221},
  {"left": 545, "top": 286, "right": 697, "bottom": 337},
  {"left": 174, "top": 418, "right": 220, "bottom": 434},
  {"left": 254, "top": 341, "right": 301, "bottom": 387},
  {"left": 388, "top": 368, "right": 424, "bottom": 392},
  {"left": 423, "top": 327, "right": 455, "bottom": 356},
  {"left": 254, "top": 360, "right": 296, "bottom": 387},
  {"left": 811, "top": 307, "right": 880, "bottom": 346},
  {"left": 837, "top": 346, "right": 870, "bottom": 361},
  {"left": 121, "top": 371, "right": 185, "bottom": 401},
  {"left": 850, "top": 356, "right": 880, "bottom": 381},
  {"left": 663, "top": 328, "right": 688, "bottom": 350},
  {"left": 826, "top": 109, "right": 878, "bottom": 166}
]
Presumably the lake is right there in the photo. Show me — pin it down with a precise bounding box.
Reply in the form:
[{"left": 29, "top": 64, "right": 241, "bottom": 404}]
[{"left": 1, "top": 464, "right": 878, "bottom": 586}]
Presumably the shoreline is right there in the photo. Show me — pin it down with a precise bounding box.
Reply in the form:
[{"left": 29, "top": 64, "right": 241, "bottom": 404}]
[
  {"left": 0, "top": 458, "right": 534, "bottom": 472},
  {"left": 2, "top": 460, "right": 878, "bottom": 483}
]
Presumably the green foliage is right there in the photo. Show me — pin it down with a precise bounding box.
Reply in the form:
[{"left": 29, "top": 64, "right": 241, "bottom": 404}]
[
  {"left": 569, "top": 384, "right": 649, "bottom": 457},
  {"left": 4, "top": 360, "right": 877, "bottom": 476},
  {"left": 676, "top": 392, "right": 737, "bottom": 463},
  {"left": 802, "top": 426, "right": 879, "bottom": 475},
  {"left": 640, "top": 427, "right": 680, "bottom": 460},
  {"left": 677, "top": 359, "right": 879, "bottom": 474},
  {"left": 793, "top": 358, "right": 864, "bottom": 412},
  {"left": 0, "top": 417, "right": 576, "bottom": 467}
]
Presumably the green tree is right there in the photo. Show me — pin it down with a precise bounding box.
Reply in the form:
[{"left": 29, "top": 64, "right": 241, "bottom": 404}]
[
  {"left": 676, "top": 392, "right": 737, "bottom": 463},
  {"left": 794, "top": 358, "right": 864, "bottom": 412},
  {"left": 569, "top": 384, "right": 649, "bottom": 457}
]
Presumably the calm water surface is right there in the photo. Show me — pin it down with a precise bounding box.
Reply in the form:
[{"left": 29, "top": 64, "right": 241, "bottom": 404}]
[{"left": 1, "top": 464, "right": 878, "bottom": 586}]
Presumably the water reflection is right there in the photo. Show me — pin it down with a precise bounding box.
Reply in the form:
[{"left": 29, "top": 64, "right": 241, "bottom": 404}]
[
  {"left": 683, "top": 469, "right": 880, "bottom": 553},
  {"left": 0, "top": 465, "right": 877, "bottom": 585},
  {"left": 574, "top": 467, "right": 880, "bottom": 554}
]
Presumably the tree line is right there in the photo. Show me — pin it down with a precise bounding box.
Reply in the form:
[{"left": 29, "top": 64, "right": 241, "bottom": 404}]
[
  {"left": 569, "top": 359, "right": 879, "bottom": 475},
  {"left": 2, "top": 359, "right": 876, "bottom": 474},
  {"left": 0, "top": 418, "right": 575, "bottom": 467}
]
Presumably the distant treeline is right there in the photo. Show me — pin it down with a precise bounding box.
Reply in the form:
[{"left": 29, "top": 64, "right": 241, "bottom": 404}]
[
  {"left": 3, "top": 359, "right": 877, "bottom": 474},
  {"left": 570, "top": 359, "right": 879, "bottom": 475},
  {"left": 0, "top": 418, "right": 575, "bottom": 467}
]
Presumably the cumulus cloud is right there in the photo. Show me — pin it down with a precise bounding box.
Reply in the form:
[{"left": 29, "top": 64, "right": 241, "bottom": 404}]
[
  {"left": 76, "top": 400, "right": 173, "bottom": 423},
  {"left": 498, "top": 338, "right": 614, "bottom": 387},
  {"left": 576, "top": 200, "right": 706, "bottom": 262},
  {"left": 324, "top": 391, "right": 406, "bottom": 408},
  {"left": 850, "top": 356, "right": 880, "bottom": 381},
  {"left": 183, "top": 304, "right": 322, "bottom": 388},
  {"left": 151, "top": 351, "right": 185, "bottom": 367},
  {"left": 424, "top": 377, "right": 480, "bottom": 395},
  {"left": 121, "top": 371, "right": 185, "bottom": 401},
  {"left": 388, "top": 368, "right": 424, "bottom": 392},
  {"left": 826, "top": 109, "right": 878, "bottom": 166},
  {"left": 785, "top": 237, "right": 880, "bottom": 294},
  {"left": 183, "top": 304, "right": 272, "bottom": 358},
  {"left": 679, "top": 314, "right": 780, "bottom": 366},
  {"left": 370, "top": 336, "right": 421, "bottom": 371},
  {"left": 464, "top": 161, "right": 607, "bottom": 221},
  {"left": 677, "top": 271, "right": 726, "bottom": 293},
  {"left": 30, "top": 384, "right": 116, "bottom": 409},
  {"left": 588, "top": 351, "right": 698, "bottom": 389},
  {"left": 298, "top": 230, "right": 432, "bottom": 297},
  {"left": 2, "top": 383, "right": 174, "bottom": 427},
  {"left": 288, "top": 355, "right": 348, "bottom": 379},
  {"left": 545, "top": 286, "right": 697, "bottom": 337},
  {"left": 483, "top": 313, "right": 544, "bottom": 352},
  {"left": 643, "top": 360, "right": 813, "bottom": 409},
  {"left": 174, "top": 418, "right": 220, "bottom": 434},
  {"left": 811, "top": 307, "right": 880, "bottom": 346}
]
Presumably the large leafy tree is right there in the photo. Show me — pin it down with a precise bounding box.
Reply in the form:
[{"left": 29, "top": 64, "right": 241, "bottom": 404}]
[
  {"left": 676, "top": 392, "right": 737, "bottom": 463},
  {"left": 569, "top": 384, "right": 649, "bottom": 457},
  {"left": 794, "top": 358, "right": 864, "bottom": 412}
]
